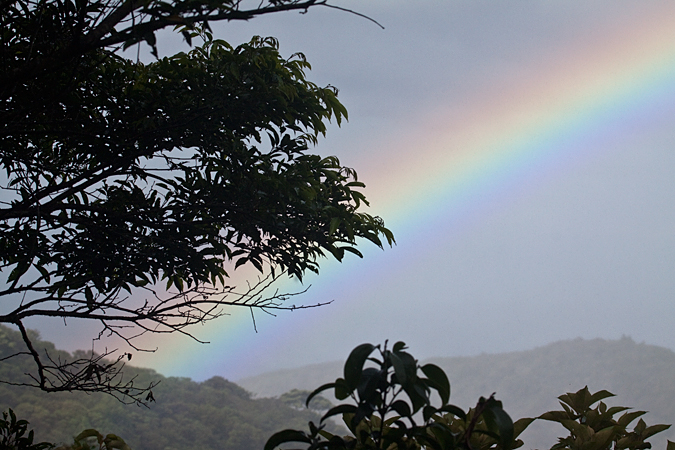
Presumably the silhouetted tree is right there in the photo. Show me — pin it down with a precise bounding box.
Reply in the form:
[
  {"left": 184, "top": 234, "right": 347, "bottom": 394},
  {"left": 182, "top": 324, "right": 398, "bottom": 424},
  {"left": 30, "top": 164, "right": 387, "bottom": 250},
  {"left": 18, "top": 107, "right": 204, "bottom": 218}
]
[{"left": 0, "top": 0, "right": 393, "bottom": 404}]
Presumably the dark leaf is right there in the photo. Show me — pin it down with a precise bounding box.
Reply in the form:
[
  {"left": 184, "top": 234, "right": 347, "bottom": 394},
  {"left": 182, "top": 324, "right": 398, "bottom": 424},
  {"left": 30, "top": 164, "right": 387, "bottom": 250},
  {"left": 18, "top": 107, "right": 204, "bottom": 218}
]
[
  {"left": 264, "top": 429, "right": 311, "bottom": 450},
  {"left": 321, "top": 405, "right": 358, "bottom": 423},
  {"left": 344, "top": 343, "right": 375, "bottom": 390},
  {"left": 482, "top": 398, "right": 515, "bottom": 450},
  {"left": 306, "top": 383, "right": 337, "bottom": 408},
  {"left": 421, "top": 363, "right": 451, "bottom": 405}
]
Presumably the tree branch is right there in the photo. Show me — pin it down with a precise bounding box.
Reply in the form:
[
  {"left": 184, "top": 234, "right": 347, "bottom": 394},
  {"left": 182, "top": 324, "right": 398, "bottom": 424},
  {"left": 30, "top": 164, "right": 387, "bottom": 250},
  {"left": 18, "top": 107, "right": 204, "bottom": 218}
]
[{"left": 0, "top": 271, "right": 329, "bottom": 403}]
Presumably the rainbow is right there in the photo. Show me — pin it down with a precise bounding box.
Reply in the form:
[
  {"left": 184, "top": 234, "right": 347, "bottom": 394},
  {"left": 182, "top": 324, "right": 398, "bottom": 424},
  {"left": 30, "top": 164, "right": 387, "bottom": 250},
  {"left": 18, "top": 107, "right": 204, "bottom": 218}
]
[{"left": 124, "top": 3, "right": 675, "bottom": 380}]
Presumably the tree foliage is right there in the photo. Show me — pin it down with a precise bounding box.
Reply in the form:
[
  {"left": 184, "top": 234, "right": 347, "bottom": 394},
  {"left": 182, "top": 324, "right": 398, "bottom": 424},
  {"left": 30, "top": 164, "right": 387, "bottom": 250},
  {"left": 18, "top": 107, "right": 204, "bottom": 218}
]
[
  {"left": 1, "top": 0, "right": 393, "bottom": 403},
  {"left": 266, "top": 341, "right": 524, "bottom": 450},
  {"left": 0, "top": 408, "right": 53, "bottom": 450},
  {"left": 55, "top": 429, "right": 131, "bottom": 450},
  {"left": 539, "top": 386, "right": 672, "bottom": 450},
  {"left": 1, "top": 0, "right": 345, "bottom": 80}
]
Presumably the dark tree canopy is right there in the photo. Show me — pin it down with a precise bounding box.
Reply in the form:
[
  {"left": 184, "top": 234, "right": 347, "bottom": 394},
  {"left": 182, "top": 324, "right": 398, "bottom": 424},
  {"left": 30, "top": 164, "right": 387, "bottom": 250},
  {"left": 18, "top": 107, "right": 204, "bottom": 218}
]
[{"left": 0, "top": 0, "right": 393, "bottom": 403}]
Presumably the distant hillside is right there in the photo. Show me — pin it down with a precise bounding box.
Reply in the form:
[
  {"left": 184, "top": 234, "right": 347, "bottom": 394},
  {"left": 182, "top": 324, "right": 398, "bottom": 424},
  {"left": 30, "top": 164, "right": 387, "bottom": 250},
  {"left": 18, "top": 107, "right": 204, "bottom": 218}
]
[
  {"left": 238, "top": 337, "right": 675, "bottom": 449},
  {"left": 0, "top": 325, "right": 324, "bottom": 450},
  {"left": 3, "top": 325, "right": 672, "bottom": 450}
]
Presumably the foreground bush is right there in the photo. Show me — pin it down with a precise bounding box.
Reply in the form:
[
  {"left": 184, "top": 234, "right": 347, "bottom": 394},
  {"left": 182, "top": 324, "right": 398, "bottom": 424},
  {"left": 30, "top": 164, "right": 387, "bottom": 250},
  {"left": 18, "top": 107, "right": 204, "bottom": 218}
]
[
  {"left": 0, "top": 409, "right": 53, "bottom": 450},
  {"left": 266, "top": 341, "right": 674, "bottom": 450},
  {"left": 0, "top": 413, "right": 129, "bottom": 450}
]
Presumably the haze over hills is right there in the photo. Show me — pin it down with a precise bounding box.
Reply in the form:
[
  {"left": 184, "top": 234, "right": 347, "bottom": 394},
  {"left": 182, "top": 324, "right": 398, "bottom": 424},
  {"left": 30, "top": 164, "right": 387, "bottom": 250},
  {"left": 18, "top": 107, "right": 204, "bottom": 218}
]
[{"left": 237, "top": 337, "right": 675, "bottom": 449}]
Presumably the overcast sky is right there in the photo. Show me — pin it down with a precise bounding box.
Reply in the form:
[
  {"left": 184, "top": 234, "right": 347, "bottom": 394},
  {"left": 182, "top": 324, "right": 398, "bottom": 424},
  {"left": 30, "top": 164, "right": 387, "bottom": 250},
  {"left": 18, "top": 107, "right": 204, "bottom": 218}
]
[{"left": 31, "top": 0, "right": 675, "bottom": 381}]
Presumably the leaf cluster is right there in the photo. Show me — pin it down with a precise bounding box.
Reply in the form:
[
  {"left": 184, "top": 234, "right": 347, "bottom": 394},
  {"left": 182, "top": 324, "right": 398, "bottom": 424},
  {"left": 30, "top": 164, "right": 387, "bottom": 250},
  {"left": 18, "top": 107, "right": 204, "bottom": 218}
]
[
  {"left": 55, "top": 429, "right": 130, "bottom": 450},
  {"left": 1, "top": 0, "right": 330, "bottom": 88},
  {"left": 539, "top": 387, "right": 673, "bottom": 450},
  {"left": 0, "top": 409, "right": 53, "bottom": 450},
  {"left": 266, "top": 341, "right": 518, "bottom": 450}
]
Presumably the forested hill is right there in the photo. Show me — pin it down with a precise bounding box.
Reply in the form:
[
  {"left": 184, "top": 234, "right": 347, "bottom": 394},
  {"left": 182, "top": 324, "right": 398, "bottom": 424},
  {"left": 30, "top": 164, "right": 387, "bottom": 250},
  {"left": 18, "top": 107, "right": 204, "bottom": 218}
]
[
  {"left": 238, "top": 337, "right": 675, "bottom": 449},
  {"left": 2, "top": 325, "right": 674, "bottom": 450},
  {"left": 0, "top": 325, "right": 324, "bottom": 450}
]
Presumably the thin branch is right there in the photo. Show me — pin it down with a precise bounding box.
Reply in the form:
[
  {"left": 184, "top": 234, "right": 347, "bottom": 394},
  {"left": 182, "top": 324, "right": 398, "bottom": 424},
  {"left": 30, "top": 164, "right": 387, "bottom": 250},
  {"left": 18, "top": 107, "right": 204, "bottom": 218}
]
[
  {"left": 0, "top": 269, "right": 329, "bottom": 404},
  {"left": 0, "top": 351, "right": 33, "bottom": 362},
  {"left": 322, "top": 3, "right": 384, "bottom": 29},
  {"left": 16, "top": 321, "right": 48, "bottom": 388},
  {"left": 250, "top": 306, "right": 257, "bottom": 333}
]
